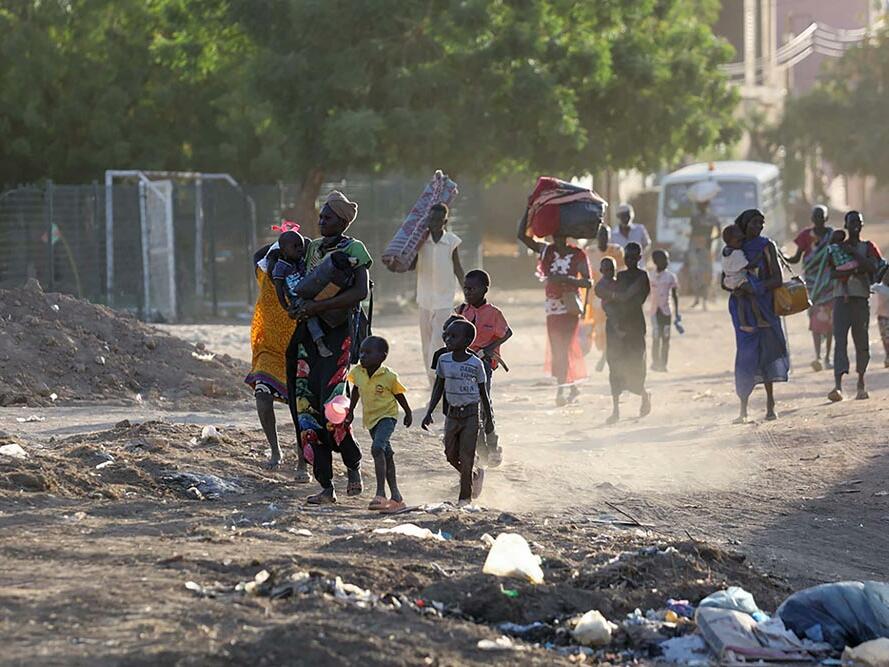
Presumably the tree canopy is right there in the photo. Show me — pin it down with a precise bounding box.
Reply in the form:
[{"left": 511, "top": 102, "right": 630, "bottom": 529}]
[
  {"left": 777, "top": 27, "right": 889, "bottom": 192},
  {"left": 1, "top": 0, "right": 739, "bottom": 206}
]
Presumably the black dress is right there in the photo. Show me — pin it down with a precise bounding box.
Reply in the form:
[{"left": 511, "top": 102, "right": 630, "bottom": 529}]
[{"left": 606, "top": 268, "right": 651, "bottom": 396}]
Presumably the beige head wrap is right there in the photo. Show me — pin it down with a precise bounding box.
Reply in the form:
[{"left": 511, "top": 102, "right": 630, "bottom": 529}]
[{"left": 325, "top": 190, "right": 358, "bottom": 224}]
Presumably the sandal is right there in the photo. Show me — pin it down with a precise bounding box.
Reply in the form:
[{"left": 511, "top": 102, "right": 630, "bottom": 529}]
[
  {"left": 368, "top": 496, "right": 389, "bottom": 511},
  {"left": 294, "top": 466, "right": 311, "bottom": 484},
  {"left": 346, "top": 468, "right": 363, "bottom": 497},
  {"left": 306, "top": 489, "right": 336, "bottom": 505},
  {"left": 382, "top": 500, "right": 407, "bottom": 514}
]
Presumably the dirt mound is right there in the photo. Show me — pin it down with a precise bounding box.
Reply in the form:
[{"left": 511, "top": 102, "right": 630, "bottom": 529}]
[
  {"left": 422, "top": 531, "right": 790, "bottom": 627},
  {"left": 0, "top": 421, "right": 274, "bottom": 500},
  {"left": 0, "top": 280, "right": 249, "bottom": 407}
]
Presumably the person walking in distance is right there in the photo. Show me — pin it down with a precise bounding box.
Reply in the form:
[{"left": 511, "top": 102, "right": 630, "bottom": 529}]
[
  {"left": 413, "top": 203, "right": 465, "bottom": 384},
  {"left": 611, "top": 203, "right": 651, "bottom": 257},
  {"left": 784, "top": 205, "right": 835, "bottom": 371},
  {"left": 827, "top": 211, "right": 884, "bottom": 402}
]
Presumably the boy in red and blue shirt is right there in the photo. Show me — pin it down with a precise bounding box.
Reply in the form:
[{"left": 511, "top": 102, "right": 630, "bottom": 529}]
[{"left": 457, "top": 270, "right": 511, "bottom": 466}]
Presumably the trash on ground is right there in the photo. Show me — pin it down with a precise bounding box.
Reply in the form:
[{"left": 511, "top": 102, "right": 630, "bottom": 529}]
[
  {"left": 697, "top": 606, "right": 832, "bottom": 662},
  {"left": 571, "top": 609, "right": 617, "bottom": 647},
  {"left": 477, "top": 636, "right": 522, "bottom": 651},
  {"left": 372, "top": 523, "right": 446, "bottom": 541},
  {"left": 842, "top": 637, "right": 889, "bottom": 667},
  {"left": 667, "top": 598, "right": 696, "bottom": 619},
  {"left": 191, "top": 351, "right": 216, "bottom": 361},
  {"left": 482, "top": 532, "right": 544, "bottom": 584},
  {"left": 699, "top": 586, "right": 768, "bottom": 621},
  {"left": 236, "top": 569, "right": 270, "bottom": 595},
  {"left": 777, "top": 581, "right": 889, "bottom": 651},
  {"left": 498, "top": 621, "right": 547, "bottom": 636},
  {"left": 0, "top": 443, "right": 28, "bottom": 459},
  {"left": 659, "top": 634, "right": 711, "bottom": 665},
  {"left": 95, "top": 459, "right": 114, "bottom": 470},
  {"left": 500, "top": 584, "right": 519, "bottom": 598},
  {"left": 287, "top": 528, "right": 312, "bottom": 537},
  {"left": 159, "top": 471, "right": 244, "bottom": 500},
  {"left": 15, "top": 415, "right": 45, "bottom": 423},
  {"left": 199, "top": 425, "right": 220, "bottom": 444}
]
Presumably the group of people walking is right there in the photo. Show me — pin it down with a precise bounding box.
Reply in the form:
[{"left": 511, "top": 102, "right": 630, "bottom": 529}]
[
  {"left": 246, "top": 192, "right": 507, "bottom": 509},
  {"left": 245, "top": 189, "right": 888, "bottom": 507}
]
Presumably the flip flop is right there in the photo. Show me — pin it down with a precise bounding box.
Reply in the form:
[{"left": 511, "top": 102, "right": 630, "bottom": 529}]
[
  {"left": 381, "top": 500, "right": 407, "bottom": 514},
  {"left": 368, "top": 496, "right": 389, "bottom": 511}
]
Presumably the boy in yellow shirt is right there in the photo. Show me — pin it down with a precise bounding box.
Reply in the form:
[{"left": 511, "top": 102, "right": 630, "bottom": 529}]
[{"left": 346, "top": 336, "right": 413, "bottom": 512}]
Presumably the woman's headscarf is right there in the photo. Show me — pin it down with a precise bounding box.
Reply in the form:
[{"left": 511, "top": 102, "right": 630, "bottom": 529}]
[
  {"left": 325, "top": 190, "right": 358, "bottom": 224},
  {"left": 734, "top": 208, "right": 764, "bottom": 236}
]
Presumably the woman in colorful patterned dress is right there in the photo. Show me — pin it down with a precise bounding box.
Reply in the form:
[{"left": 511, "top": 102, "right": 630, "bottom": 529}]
[{"left": 286, "top": 191, "right": 373, "bottom": 504}]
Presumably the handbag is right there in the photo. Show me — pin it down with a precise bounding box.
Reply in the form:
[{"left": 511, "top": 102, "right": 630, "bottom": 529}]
[{"left": 774, "top": 251, "right": 811, "bottom": 316}]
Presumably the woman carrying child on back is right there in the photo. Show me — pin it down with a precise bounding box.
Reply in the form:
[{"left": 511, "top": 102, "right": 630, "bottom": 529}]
[{"left": 720, "top": 209, "right": 789, "bottom": 423}]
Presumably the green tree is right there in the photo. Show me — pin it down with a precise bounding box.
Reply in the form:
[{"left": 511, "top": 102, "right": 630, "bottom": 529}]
[
  {"left": 231, "top": 0, "right": 738, "bottom": 224},
  {"left": 777, "top": 27, "right": 889, "bottom": 194},
  {"left": 0, "top": 0, "right": 279, "bottom": 186}
]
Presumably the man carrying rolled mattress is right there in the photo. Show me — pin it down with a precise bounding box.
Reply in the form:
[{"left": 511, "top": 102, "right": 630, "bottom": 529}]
[{"left": 411, "top": 203, "right": 465, "bottom": 384}]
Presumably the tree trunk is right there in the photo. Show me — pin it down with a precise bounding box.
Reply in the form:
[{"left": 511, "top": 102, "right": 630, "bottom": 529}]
[{"left": 290, "top": 168, "right": 325, "bottom": 237}]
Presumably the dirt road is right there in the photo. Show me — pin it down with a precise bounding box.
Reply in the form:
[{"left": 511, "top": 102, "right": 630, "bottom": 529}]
[{"left": 2, "top": 287, "right": 889, "bottom": 665}]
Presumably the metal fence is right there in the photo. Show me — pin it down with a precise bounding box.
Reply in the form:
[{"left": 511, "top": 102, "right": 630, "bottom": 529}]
[{"left": 0, "top": 175, "right": 484, "bottom": 321}]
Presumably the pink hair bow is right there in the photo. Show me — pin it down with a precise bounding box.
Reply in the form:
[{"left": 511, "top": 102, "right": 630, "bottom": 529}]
[{"left": 271, "top": 219, "right": 301, "bottom": 233}]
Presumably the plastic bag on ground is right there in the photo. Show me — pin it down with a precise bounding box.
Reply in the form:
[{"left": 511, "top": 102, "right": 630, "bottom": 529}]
[
  {"left": 777, "top": 581, "right": 889, "bottom": 651},
  {"left": 572, "top": 609, "right": 616, "bottom": 646},
  {"left": 0, "top": 443, "right": 28, "bottom": 459},
  {"left": 372, "top": 523, "right": 445, "bottom": 541},
  {"left": 843, "top": 637, "right": 889, "bottom": 667},
  {"left": 699, "top": 586, "right": 767, "bottom": 620},
  {"left": 482, "top": 533, "right": 544, "bottom": 584}
]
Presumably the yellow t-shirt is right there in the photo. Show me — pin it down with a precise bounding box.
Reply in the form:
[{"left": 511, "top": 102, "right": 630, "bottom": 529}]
[{"left": 346, "top": 365, "right": 406, "bottom": 430}]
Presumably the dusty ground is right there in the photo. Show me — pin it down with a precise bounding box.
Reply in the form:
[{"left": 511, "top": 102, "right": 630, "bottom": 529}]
[{"left": 2, "top": 271, "right": 889, "bottom": 664}]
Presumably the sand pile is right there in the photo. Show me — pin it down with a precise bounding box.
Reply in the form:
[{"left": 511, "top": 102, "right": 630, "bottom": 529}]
[
  {"left": 0, "top": 280, "right": 249, "bottom": 407},
  {"left": 0, "top": 420, "right": 273, "bottom": 499}
]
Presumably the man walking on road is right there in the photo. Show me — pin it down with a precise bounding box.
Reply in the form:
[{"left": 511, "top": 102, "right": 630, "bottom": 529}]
[
  {"left": 828, "top": 210, "right": 883, "bottom": 402},
  {"left": 611, "top": 203, "right": 651, "bottom": 257},
  {"left": 413, "top": 203, "right": 465, "bottom": 384}
]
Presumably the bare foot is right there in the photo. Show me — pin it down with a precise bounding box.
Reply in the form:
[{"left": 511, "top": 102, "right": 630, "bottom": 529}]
[
  {"left": 811, "top": 359, "right": 823, "bottom": 372},
  {"left": 765, "top": 411, "right": 777, "bottom": 421},
  {"left": 856, "top": 388, "right": 869, "bottom": 400},
  {"left": 265, "top": 455, "right": 281, "bottom": 470},
  {"left": 294, "top": 465, "right": 311, "bottom": 483},
  {"left": 605, "top": 412, "right": 619, "bottom": 425},
  {"left": 732, "top": 415, "right": 748, "bottom": 424}
]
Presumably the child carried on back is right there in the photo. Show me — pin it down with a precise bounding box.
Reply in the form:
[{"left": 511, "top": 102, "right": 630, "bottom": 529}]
[
  {"left": 721, "top": 224, "right": 770, "bottom": 333},
  {"left": 272, "top": 230, "right": 360, "bottom": 357}
]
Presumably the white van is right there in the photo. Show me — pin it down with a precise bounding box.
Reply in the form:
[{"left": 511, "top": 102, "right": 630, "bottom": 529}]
[{"left": 656, "top": 161, "right": 786, "bottom": 259}]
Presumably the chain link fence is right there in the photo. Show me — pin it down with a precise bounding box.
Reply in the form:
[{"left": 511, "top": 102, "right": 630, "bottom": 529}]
[{"left": 0, "top": 175, "right": 485, "bottom": 322}]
